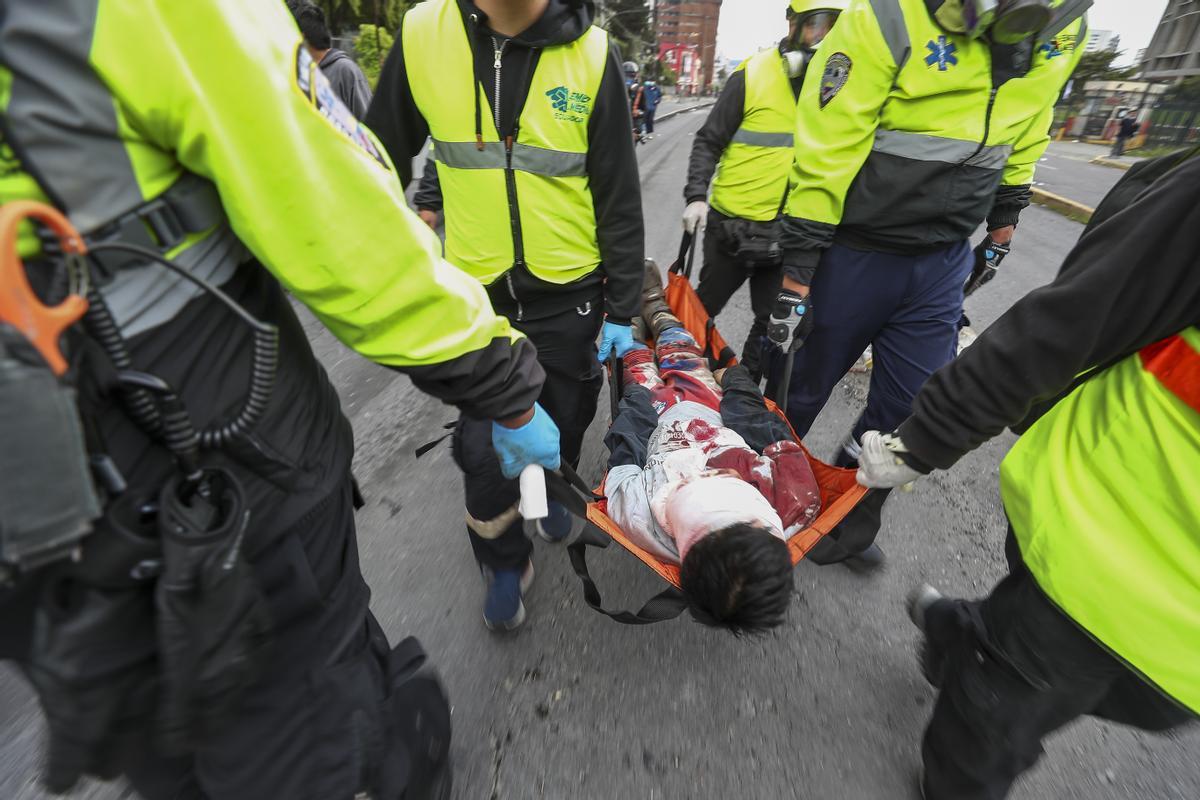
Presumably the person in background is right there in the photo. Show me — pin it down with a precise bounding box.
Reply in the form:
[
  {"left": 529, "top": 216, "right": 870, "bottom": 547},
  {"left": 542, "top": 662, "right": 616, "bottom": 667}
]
[
  {"left": 287, "top": 0, "right": 374, "bottom": 119},
  {"left": 1111, "top": 111, "right": 1139, "bottom": 157},
  {"left": 626, "top": 60, "right": 648, "bottom": 143},
  {"left": 642, "top": 79, "right": 662, "bottom": 139}
]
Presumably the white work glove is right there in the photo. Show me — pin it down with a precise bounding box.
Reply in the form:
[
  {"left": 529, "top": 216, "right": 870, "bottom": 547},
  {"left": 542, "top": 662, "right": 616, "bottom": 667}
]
[
  {"left": 682, "top": 200, "right": 708, "bottom": 234},
  {"left": 856, "top": 431, "right": 925, "bottom": 489}
]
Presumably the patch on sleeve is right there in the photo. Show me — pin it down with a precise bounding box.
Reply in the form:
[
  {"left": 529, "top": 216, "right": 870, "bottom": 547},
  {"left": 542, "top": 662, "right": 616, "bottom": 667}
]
[
  {"left": 819, "top": 52, "right": 852, "bottom": 109},
  {"left": 295, "top": 46, "right": 390, "bottom": 170}
]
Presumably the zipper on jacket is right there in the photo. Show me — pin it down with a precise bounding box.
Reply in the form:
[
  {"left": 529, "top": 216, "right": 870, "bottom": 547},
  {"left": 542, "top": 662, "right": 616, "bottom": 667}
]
[
  {"left": 966, "top": 43, "right": 999, "bottom": 164},
  {"left": 504, "top": 132, "right": 527, "bottom": 322},
  {"left": 969, "top": 87, "right": 999, "bottom": 163},
  {"left": 486, "top": 35, "right": 529, "bottom": 321},
  {"left": 490, "top": 36, "right": 507, "bottom": 130}
]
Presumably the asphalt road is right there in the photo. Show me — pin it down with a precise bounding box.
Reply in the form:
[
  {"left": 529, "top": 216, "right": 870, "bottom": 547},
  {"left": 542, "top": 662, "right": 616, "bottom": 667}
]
[
  {"left": 3, "top": 109, "right": 1197, "bottom": 800},
  {"left": 1033, "top": 141, "right": 1127, "bottom": 209}
]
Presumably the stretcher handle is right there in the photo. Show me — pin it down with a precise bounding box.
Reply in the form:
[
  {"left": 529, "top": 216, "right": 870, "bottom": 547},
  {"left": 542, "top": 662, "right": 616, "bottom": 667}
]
[
  {"left": 518, "top": 464, "right": 548, "bottom": 521},
  {"left": 671, "top": 231, "right": 697, "bottom": 280},
  {"left": 0, "top": 201, "right": 89, "bottom": 376},
  {"left": 607, "top": 351, "right": 624, "bottom": 422}
]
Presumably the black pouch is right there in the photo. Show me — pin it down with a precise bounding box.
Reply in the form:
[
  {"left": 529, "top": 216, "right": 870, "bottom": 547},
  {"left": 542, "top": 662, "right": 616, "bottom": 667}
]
[
  {"left": 24, "top": 492, "right": 162, "bottom": 794},
  {"left": 0, "top": 324, "right": 101, "bottom": 580},
  {"left": 154, "top": 468, "right": 272, "bottom": 755},
  {"left": 723, "top": 218, "right": 783, "bottom": 268},
  {"left": 377, "top": 636, "right": 453, "bottom": 800}
]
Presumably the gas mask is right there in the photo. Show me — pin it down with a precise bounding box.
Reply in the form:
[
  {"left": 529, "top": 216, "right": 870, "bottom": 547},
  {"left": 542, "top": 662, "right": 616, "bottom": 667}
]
[
  {"left": 934, "top": 0, "right": 1053, "bottom": 44},
  {"left": 781, "top": 10, "right": 841, "bottom": 78}
]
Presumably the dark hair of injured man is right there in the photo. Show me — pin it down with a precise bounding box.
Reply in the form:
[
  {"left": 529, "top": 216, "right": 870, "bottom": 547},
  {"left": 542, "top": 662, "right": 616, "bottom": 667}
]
[{"left": 679, "top": 521, "right": 794, "bottom": 634}]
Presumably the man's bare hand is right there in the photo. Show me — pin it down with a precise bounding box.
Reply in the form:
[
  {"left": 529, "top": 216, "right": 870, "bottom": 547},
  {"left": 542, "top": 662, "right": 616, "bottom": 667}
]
[
  {"left": 989, "top": 224, "right": 1015, "bottom": 245},
  {"left": 418, "top": 209, "right": 438, "bottom": 230},
  {"left": 781, "top": 275, "right": 810, "bottom": 298}
]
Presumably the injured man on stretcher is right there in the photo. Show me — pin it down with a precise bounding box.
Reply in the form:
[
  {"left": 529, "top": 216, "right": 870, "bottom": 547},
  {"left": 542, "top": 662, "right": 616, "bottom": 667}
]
[{"left": 606, "top": 304, "right": 823, "bottom": 634}]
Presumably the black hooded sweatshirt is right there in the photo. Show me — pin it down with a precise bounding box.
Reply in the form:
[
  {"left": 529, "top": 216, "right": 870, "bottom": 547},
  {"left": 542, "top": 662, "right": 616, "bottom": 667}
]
[
  {"left": 898, "top": 148, "right": 1200, "bottom": 470},
  {"left": 365, "top": 0, "right": 644, "bottom": 324}
]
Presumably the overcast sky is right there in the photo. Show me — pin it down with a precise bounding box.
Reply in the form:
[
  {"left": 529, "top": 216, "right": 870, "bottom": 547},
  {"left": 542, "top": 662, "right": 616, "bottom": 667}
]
[{"left": 716, "top": 0, "right": 1169, "bottom": 66}]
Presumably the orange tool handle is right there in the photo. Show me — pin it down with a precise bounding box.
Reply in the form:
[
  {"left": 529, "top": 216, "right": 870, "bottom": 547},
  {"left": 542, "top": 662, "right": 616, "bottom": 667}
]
[{"left": 0, "top": 201, "right": 89, "bottom": 376}]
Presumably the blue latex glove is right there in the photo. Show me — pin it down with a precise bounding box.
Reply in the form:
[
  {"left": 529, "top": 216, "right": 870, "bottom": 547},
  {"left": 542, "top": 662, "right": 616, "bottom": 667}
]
[
  {"left": 597, "top": 320, "right": 636, "bottom": 363},
  {"left": 491, "top": 403, "right": 561, "bottom": 479}
]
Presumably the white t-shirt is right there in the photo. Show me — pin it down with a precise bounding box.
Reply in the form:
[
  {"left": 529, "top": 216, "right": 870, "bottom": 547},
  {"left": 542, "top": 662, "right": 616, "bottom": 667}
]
[{"left": 605, "top": 401, "right": 784, "bottom": 562}]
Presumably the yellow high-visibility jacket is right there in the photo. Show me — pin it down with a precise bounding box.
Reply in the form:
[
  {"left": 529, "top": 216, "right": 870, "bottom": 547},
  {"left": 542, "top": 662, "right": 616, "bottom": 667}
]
[{"left": 783, "top": 0, "right": 1086, "bottom": 270}]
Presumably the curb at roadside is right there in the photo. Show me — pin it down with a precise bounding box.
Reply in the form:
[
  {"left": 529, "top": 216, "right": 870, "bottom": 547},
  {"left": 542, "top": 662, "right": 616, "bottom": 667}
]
[
  {"left": 653, "top": 101, "right": 715, "bottom": 125},
  {"left": 1031, "top": 187, "right": 1094, "bottom": 224},
  {"left": 1089, "top": 156, "right": 1133, "bottom": 171}
]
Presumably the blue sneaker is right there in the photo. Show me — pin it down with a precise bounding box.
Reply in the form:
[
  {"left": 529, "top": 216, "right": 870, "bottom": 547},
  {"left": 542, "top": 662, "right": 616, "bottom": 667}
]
[
  {"left": 481, "top": 560, "right": 534, "bottom": 631},
  {"left": 534, "top": 501, "right": 584, "bottom": 543}
]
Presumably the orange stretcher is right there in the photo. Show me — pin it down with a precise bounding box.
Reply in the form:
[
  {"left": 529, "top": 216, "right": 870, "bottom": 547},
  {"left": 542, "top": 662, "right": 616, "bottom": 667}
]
[{"left": 559, "top": 233, "right": 869, "bottom": 624}]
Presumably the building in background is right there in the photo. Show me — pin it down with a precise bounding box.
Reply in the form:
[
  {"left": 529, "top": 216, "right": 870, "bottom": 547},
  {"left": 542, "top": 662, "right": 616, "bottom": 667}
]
[
  {"left": 1142, "top": 0, "right": 1200, "bottom": 82},
  {"left": 659, "top": 43, "right": 703, "bottom": 93},
  {"left": 1064, "top": 80, "right": 1168, "bottom": 139},
  {"left": 654, "top": 0, "right": 722, "bottom": 90},
  {"left": 1085, "top": 29, "right": 1120, "bottom": 54}
]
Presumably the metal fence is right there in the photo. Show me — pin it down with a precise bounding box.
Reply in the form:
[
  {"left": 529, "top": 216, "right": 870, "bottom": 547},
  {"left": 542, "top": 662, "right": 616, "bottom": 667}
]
[{"left": 1143, "top": 101, "right": 1200, "bottom": 148}]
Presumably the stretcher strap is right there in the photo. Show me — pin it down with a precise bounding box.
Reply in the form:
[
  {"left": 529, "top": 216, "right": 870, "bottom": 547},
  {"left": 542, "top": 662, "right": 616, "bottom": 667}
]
[
  {"left": 567, "top": 539, "right": 689, "bottom": 625},
  {"left": 607, "top": 352, "right": 624, "bottom": 422},
  {"left": 672, "top": 232, "right": 697, "bottom": 279}
]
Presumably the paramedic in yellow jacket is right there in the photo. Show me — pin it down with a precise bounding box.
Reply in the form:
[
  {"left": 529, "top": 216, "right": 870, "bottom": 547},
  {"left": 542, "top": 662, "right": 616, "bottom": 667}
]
[
  {"left": 683, "top": 0, "right": 846, "bottom": 382},
  {"left": 0, "top": 1, "right": 558, "bottom": 797},
  {"left": 767, "top": 0, "right": 1087, "bottom": 571},
  {"left": 366, "top": 0, "right": 645, "bottom": 632},
  {"left": 858, "top": 148, "right": 1200, "bottom": 800}
]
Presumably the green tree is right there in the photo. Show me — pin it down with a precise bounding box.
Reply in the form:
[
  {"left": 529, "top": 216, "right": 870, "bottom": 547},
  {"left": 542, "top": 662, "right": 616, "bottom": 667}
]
[
  {"left": 1072, "top": 50, "right": 1138, "bottom": 88},
  {"left": 601, "top": 0, "right": 651, "bottom": 64},
  {"left": 354, "top": 23, "right": 395, "bottom": 88},
  {"left": 320, "top": 0, "right": 418, "bottom": 34},
  {"left": 318, "top": 0, "right": 362, "bottom": 33}
]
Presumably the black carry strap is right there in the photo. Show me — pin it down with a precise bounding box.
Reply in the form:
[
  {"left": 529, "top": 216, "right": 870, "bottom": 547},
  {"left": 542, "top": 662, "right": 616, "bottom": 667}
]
[
  {"left": 671, "top": 231, "right": 698, "bottom": 280},
  {"left": 669, "top": 232, "right": 737, "bottom": 369},
  {"left": 607, "top": 351, "right": 624, "bottom": 422},
  {"left": 546, "top": 460, "right": 689, "bottom": 625},
  {"left": 567, "top": 538, "right": 690, "bottom": 625}
]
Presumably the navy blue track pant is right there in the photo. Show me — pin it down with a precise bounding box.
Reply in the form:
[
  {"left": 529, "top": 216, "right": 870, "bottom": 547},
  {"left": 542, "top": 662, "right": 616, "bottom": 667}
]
[
  {"left": 774, "top": 240, "right": 973, "bottom": 441},
  {"left": 767, "top": 240, "right": 973, "bottom": 561}
]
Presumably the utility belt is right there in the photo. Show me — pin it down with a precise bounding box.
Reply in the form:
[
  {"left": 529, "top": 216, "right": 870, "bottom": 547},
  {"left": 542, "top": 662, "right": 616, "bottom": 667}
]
[
  {"left": 1, "top": 185, "right": 278, "bottom": 789},
  {"left": 717, "top": 214, "right": 784, "bottom": 269}
]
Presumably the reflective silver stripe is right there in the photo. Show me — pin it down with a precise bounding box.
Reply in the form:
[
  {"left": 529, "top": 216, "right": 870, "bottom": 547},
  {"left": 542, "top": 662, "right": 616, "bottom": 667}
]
[
  {"left": 873, "top": 129, "right": 1012, "bottom": 169},
  {"left": 869, "top": 0, "right": 910, "bottom": 70},
  {"left": 433, "top": 139, "right": 587, "bottom": 177},
  {"left": 1, "top": 2, "right": 243, "bottom": 338},
  {"left": 730, "top": 129, "right": 794, "bottom": 148},
  {"left": 511, "top": 144, "right": 587, "bottom": 177},
  {"left": 964, "top": 144, "right": 1013, "bottom": 170},
  {"left": 433, "top": 140, "right": 506, "bottom": 169},
  {"left": 1, "top": 1, "right": 142, "bottom": 231}
]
